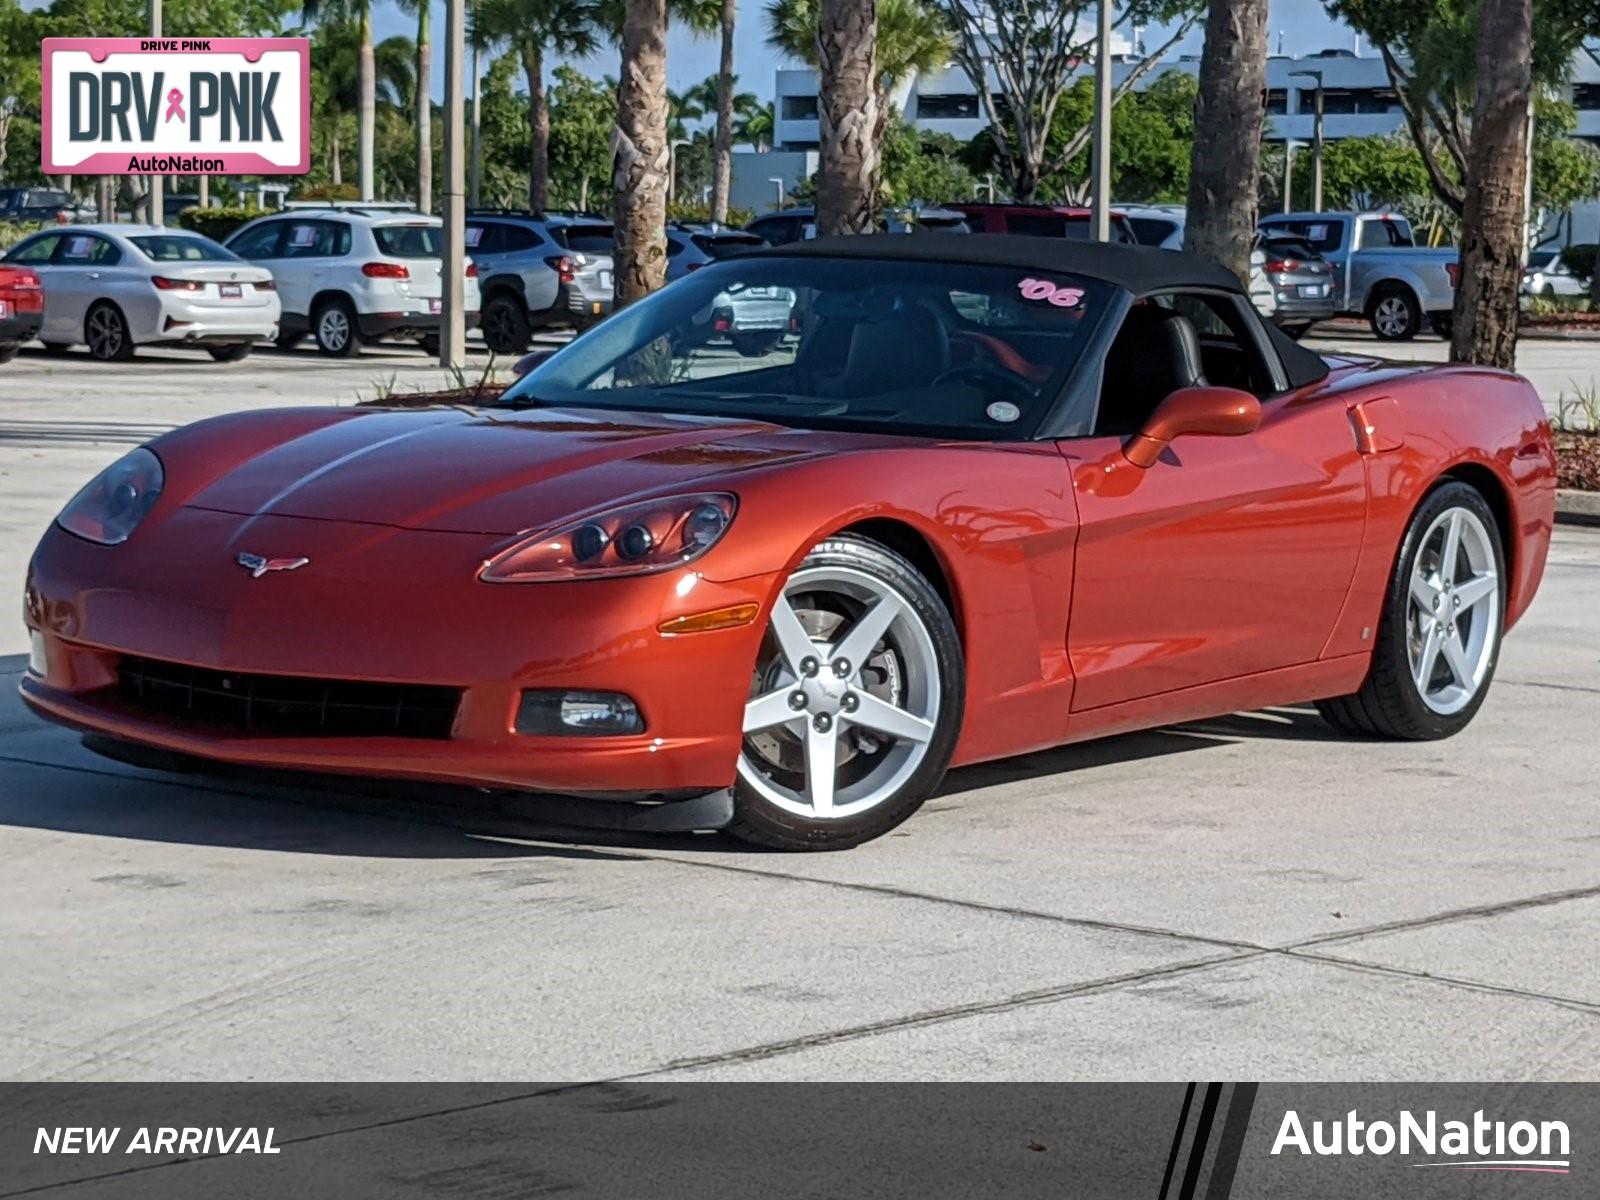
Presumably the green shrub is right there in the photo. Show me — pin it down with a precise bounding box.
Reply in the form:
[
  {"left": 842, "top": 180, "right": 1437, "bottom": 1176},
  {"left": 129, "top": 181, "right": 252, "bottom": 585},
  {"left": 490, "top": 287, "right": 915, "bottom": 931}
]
[
  {"left": 176, "top": 205, "right": 266, "bottom": 242},
  {"left": 0, "top": 221, "right": 49, "bottom": 251},
  {"left": 295, "top": 182, "right": 361, "bottom": 202},
  {"left": 666, "top": 201, "right": 756, "bottom": 229}
]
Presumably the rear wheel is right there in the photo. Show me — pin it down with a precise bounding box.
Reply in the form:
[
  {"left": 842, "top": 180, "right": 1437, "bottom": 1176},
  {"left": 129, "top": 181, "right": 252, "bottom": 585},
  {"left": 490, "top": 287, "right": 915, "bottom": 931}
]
[
  {"left": 85, "top": 302, "right": 134, "bottom": 362},
  {"left": 0, "top": 344, "right": 16, "bottom": 364},
  {"left": 1317, "top": 482, "right": 1504, "bottom": 740},
  {"left": 481, "top": 292, "right": 532, "bottom": 354},
  {"left": 206, "top": 343, "right": 252, "bottom": 363},
  {"left": 1368, "top": 285, "right": 1421, "bottom": 341},
  {"left": 420, "top": 334, "right": 441, "bottom": 357},
  {"left": 1428, "top": 314, "right": 1454, "bottom": 341},
  {"left": 312, "top": 296, "right": 361, "bottom": 357},
  {"left": 730, "top": 535, "right": 963, "bottom": 851}
]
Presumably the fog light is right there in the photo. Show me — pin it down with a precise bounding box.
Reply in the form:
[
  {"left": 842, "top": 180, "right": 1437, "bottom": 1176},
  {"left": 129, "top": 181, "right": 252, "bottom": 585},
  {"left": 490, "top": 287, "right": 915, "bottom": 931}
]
[
  {"left": 516, "top": 689, "right": 643, "bottom": 736},
  {"left": 28, "top": 630, "right": 47, "bottom": 677}
]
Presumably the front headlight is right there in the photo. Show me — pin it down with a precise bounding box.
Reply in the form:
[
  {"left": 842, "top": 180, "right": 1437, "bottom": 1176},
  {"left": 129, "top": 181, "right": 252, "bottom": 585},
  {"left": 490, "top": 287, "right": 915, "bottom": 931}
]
[
  {"left": 56, "top": 447, "right": 165, "bottom": 546},
  {"left": 480, "top": 493, "right": 737, "bottom": 583}
]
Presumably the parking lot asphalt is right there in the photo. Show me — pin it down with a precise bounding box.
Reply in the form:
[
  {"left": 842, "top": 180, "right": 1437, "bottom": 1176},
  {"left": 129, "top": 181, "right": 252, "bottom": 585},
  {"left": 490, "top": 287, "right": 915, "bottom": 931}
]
[{"left": 1, "top": 329, "right": 1597, "bottom": 1081}]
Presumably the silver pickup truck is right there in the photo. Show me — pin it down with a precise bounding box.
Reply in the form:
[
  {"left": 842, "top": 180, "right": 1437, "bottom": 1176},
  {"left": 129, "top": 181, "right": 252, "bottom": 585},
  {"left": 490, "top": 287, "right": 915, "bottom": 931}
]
[{"left": 1258, "top": 211, "right": 1459, "bottom": 342}]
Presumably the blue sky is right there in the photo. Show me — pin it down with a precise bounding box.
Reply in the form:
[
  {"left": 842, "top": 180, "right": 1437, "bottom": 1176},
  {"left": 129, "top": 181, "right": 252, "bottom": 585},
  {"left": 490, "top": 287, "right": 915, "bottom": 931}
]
[{"left": 375, "top": 0, "right": 1360, "bottom": 103}]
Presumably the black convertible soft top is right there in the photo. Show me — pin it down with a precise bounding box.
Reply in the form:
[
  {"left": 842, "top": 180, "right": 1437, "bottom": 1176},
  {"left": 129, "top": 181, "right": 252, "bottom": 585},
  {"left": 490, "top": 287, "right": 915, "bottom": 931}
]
[{"left": 757, "top": 233, "right": 1330, "bottom": 391}]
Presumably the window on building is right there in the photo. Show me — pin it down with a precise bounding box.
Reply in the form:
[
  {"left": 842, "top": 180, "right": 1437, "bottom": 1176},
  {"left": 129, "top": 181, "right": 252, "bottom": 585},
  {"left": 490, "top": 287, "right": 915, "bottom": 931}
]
[
  {"left": 1298, "top": 87, "right": 1399, "bottom": 115},
  {"left": 781, "top": 95, "right": 819, "bottom": 120},
  {"left": 1265, "top": 88, "right": 1288, "bottom": 115},
  {"left": 917, "top": 93, "right": 980, "bottom": 119},
  {"left": 1575, "top": 83, "right": 1600, "bottom": 111}
]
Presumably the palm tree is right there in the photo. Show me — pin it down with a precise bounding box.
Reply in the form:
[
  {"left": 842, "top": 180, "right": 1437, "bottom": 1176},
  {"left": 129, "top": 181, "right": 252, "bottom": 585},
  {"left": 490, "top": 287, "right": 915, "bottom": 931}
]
[
  {"left": 814, "top": 0, "right": 879, "bottom": 235},
  {"left": 475, "top": 0, "right": 598, "bottom": 212},
  {"left": 736, "top": 97, "right": 775, "bottom": 152},
  {"left": 614, "top": 0, "right": 669, "bottom": 306},
  {"left": 395, "top": 0, "right": 433, "bottom": 211},
  {"left": 304, "top": 0, "right": 378, "bottom": 200},
  {"left": 312, "top": 24, "right": 414, "bottom": 188},
  {"left": 766, "top": 0, "right": 950, "bottom": 105}
]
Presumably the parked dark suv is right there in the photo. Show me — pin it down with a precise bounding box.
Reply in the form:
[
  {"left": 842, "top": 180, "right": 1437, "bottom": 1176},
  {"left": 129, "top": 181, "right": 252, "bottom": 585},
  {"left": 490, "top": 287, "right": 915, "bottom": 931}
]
[{"left": 947, "top": 203, "right": 1137, "bottom": 243}]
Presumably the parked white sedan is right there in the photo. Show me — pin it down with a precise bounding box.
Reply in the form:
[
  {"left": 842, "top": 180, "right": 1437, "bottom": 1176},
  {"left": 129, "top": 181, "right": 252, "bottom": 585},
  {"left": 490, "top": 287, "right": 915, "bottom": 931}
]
[
  {"left": 0, "top": 225, "right": 280, "bottom": 362},
  {"left": 1521, "top": 249, "right": 1587, "bottom": 298}
]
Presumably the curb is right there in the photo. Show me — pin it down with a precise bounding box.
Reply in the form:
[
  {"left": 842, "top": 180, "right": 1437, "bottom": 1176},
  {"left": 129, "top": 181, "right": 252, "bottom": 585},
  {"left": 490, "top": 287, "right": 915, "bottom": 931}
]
[
  {"left": 1555, "top": 489, "right": 1600, "bottom": 527},
  {"left": 1520, "top": 328, "right": 1600, "bottom": 343}
]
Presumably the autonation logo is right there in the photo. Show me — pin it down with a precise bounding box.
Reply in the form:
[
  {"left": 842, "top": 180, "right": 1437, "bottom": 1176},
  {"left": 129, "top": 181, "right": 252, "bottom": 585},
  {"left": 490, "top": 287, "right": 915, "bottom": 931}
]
[{"left": 1272, "top": 1109, "right": 1571, "bottom": 1174}]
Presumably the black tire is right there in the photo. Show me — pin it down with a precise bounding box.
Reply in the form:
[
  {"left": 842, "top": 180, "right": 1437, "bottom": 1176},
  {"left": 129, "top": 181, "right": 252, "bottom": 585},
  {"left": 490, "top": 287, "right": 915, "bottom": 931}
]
[
  {"left": 728, "top": 534, "right": 964, "bottom": 851},
  {"left": 274, "top": 330, "right": 303, "bottom": 351},
  {"left": 312, "top": 296, "right": 362, "bottom": 357},
  {"left": 1367, "top": 284, "right": 1421, "bottom": 341},
  {"left": 1316, "top": 481, "right": 1506, "bottom": 740},
  {"left": 731, "top": 330, "right": 783, "bottom": 357},
  {"left": 41, "top": 342, "right": 71, "bottom": 356},
  {"left": 481, "top": 292, "right": 532, "bottom": 354},
  {"left": 1428, "top": 314, "right": 1454, "bottom": 341},
  {"left": 206, "top": 343, "right": 252, "bottom": 363},
  {"left": 1279, "top": 322, "right": 1313, "bottom": 341},
  {"left": 420, "top": 334, "right": 441, "bottom": 357},
  {"left": 85, "top": 302, "right": 134, "bottom": 362},
  {"left": 0, "top": 344, "right": 17, "bottom": 364}
]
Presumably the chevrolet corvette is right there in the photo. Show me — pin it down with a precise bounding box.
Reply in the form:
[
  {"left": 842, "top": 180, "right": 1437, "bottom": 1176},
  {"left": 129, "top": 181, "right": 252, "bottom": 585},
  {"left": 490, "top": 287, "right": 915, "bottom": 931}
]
[{"left": 20, "top": 236, "right": 1556, "bottom": 849}]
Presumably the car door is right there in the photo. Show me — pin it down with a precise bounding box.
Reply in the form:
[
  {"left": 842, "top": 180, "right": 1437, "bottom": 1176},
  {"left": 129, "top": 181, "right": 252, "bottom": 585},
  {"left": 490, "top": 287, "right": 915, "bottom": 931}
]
[
  {"left": 45, "top": 233, "right": 123, "bottom": 342},
  {"left": 3, "top": 233, "right": 63, "bottom": 337},
  {"left": 1061, "top": 290, "right": 1368, "bottom": 712}
]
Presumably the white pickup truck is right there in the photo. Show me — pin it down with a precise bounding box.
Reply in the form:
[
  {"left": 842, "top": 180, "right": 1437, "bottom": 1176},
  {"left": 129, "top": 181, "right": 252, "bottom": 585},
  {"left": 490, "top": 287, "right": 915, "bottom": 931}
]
[{"left": 1257, "top": 210, "right": 1459, "bottom": 342}]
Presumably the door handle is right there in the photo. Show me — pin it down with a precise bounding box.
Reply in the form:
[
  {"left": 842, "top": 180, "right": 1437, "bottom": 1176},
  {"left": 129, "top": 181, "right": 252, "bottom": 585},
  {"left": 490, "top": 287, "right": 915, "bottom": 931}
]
[{"left": 88, "top": 272, "right": 100, "bottom": 279}]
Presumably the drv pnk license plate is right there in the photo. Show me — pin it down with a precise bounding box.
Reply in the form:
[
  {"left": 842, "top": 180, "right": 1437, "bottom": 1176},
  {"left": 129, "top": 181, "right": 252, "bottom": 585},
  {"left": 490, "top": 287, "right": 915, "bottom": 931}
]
[{"left": 219, "top": 283, "right": 243, "bottom": 299}]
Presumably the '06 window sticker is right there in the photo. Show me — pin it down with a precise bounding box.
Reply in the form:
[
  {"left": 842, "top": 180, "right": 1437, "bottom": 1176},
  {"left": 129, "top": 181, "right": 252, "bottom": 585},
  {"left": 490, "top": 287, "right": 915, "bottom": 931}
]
[{"left": 1017, "top": 277, "right": 1085, "bottom": 308}]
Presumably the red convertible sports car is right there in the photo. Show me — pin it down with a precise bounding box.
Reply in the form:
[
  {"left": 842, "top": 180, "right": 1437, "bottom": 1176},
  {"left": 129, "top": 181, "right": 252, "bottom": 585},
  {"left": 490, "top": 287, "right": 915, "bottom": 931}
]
[{"left": 21, "top": 236, "right": 1555, "bottom": 849}]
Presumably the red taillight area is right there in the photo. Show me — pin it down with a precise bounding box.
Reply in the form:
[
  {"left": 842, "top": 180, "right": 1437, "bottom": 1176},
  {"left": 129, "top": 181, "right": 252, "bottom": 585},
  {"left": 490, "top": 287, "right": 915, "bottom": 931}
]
[
  {"left": 0, "top": 267, "right": 41, "bottom": 290},
  {"left": 466, "top": 262, "right": 479, "bottom": 278},
  {"left": 1446, "top": 262, "right": 1461, "bottom": 289},
  {"left": 1264, "top": 259, "right": 1300, "bottom": 274},
  {"left": 152, "top": 276, "right": 204, "bottom": 292},
  {"left": 362, "top": 261, "right": 410, "bottom": 279},
  {"left": 254, "top": 279, "right": 276, "bottom": 292},
  {"left": 546, "top": 255, "right": 577, "bottom": 284}
]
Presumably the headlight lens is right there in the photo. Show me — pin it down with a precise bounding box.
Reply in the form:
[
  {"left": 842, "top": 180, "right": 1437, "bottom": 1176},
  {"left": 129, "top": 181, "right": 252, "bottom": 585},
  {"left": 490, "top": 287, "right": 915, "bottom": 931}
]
[
  {"left": 480, "top": 493, "right": 737, "bottom": 583},
  {"left": 56, "top": 447, "right": 165, "bottom": 545}
]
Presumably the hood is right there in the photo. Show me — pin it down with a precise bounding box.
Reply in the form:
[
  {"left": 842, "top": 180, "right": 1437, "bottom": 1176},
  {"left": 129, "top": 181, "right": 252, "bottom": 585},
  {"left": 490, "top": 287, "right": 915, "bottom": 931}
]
[{"left": 180, "top": 405, "right": 842, "bottom": 535}]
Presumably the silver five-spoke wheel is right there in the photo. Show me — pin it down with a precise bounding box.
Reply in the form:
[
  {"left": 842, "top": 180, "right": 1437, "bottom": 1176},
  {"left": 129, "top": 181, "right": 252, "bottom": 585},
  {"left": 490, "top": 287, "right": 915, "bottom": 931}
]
[
  {"left": 740, "top": 564, "right": 940, "bottom": 821},
  {"left": 1406, "top": 506, "right": 1499, "bottom": 715}
]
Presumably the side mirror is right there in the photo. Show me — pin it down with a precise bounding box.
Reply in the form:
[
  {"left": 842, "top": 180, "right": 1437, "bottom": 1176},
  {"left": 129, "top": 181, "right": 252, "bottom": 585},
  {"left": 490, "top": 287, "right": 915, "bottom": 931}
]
[
  {"left": 1122, "top": 385, "right": 1261, "bottom": 469},
  {"left": 512, "top": 348, "right": 555, "bottom": 378}
]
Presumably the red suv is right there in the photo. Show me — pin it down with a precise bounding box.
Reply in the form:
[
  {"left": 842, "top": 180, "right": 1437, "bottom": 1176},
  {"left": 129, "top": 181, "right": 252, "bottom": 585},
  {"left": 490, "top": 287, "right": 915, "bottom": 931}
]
[
  {"left": 0, "top": 263, "right": 43, "bottom": 363},
  {"left": 949, "top": 204, "right": 1137, "bottom": 243}
]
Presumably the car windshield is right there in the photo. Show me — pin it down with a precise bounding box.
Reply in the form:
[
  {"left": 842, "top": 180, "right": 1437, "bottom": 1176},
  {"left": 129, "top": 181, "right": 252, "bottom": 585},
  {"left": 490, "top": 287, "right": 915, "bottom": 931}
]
[
  {"left": 497, "top": 256, "right": 1111, "bottom": 439},
  {"left": 373, "top": 224, "right": 442, "bottom": 256},
  {"left": 130, "top": 234, "right": 238, "bottom": 262},
  {"left": 1527, "top": 250, "right": 1557, "bottom": 270}
]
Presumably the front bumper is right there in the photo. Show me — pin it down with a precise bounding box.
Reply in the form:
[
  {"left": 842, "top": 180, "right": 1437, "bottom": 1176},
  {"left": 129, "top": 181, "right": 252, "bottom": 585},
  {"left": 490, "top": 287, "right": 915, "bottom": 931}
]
[{"left": 21, "top": 511, "right": 772, "bottom": 796}]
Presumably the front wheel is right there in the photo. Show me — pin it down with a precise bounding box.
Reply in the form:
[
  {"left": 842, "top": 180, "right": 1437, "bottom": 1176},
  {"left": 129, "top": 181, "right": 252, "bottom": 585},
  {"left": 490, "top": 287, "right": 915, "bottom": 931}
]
[
  {"left": 730, "top": 535, "right": 964, "bottom": 851},
  {"left": 1317, "top": 481, "right": 1505, "bottom": 740}
]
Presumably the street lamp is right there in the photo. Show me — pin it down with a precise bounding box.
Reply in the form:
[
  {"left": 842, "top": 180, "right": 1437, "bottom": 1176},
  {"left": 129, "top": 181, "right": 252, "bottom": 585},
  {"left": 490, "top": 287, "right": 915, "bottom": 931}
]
[
  {"left": 1290, "top": 69, "right": 1324, "bottom": 213},
  {"left": 768, "top": 177, "right": 786, "bottom": 210}
]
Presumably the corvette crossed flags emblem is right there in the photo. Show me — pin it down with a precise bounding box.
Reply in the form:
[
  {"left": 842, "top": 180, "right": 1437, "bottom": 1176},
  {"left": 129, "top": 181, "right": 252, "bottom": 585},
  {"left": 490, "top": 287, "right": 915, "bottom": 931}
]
[{"left": 236, "top": 552, "right": 310, "bottom": 578}]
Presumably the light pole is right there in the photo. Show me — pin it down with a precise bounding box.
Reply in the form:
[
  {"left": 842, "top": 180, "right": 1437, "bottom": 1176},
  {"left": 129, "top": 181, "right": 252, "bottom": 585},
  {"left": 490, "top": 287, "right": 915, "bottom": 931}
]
[
  {"left": 438, "top": 0, "right": 467, "bottom": 368},
  {"left": 769, "top": 177, "right": 785, "bottom": 210},
  {"left": 148, "top": 0, "right": 163, "bottom": 226},
  {"left": 1089, "top": 0, "right": 1113, "bottom": 242},
  {"left": 1281, "top": 139, "right": 1301, "bottom": 213},
  {"left": 1290, "top": 69, "right": 1324, "bottom": 213}
]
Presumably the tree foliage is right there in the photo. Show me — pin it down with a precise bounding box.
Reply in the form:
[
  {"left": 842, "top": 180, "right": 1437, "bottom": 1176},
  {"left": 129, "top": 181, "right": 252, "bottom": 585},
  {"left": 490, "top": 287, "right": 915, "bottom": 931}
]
[{"left": 881, "top": 115, "right": 976, "bottom": 204}]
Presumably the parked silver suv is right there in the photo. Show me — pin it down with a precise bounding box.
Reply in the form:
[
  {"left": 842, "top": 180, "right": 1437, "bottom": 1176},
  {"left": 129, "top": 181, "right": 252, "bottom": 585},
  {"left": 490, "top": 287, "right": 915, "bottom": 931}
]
[{"left": 467, "top": 210, "right": 614, "bottom": 352}]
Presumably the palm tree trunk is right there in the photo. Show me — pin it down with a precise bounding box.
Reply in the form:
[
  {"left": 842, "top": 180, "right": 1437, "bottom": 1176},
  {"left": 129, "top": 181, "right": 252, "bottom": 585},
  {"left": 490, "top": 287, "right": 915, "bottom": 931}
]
[
  {"left": 709, "top": 0, "right": 736, "bottom": 224},
  {"left": 358, "top": 0, "right": 376, "bottom": 201},
  {"left": 416, "top": 2, "right": 433, "bottom": 213},
  {"left": 331, "top": 121, "right": 344, "bottom": 186},
  {"left": 1184, "top": 0, "right": 1269, "bottom": 286},
  {"left": 815, "top": 0, "right": 879, "bottom": 236},
  {"left": 469, "top": 34, "right": 482, "bottom": 208},
  {"left": 613, "top": 0, "right": 669, "bottom": 307},
  {"left": 524, "top": 46, "right": 550, "bottom": 212},
  {"left": 1450, "top": 0, "right": 1533, "bottom": 369}
]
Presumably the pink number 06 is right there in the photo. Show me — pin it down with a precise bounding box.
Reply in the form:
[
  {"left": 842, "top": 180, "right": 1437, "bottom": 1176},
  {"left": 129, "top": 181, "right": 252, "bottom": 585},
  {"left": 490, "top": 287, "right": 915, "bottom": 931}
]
[{"left": 1017, "top": 278, "right": 1084, "bottom": 308}]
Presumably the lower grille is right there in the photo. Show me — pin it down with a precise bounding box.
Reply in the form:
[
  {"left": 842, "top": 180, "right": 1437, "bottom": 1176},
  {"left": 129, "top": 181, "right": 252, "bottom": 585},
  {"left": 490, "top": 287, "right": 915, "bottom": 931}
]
[{"left": 117, "top": 656, "right": 461, "bottom": 739}]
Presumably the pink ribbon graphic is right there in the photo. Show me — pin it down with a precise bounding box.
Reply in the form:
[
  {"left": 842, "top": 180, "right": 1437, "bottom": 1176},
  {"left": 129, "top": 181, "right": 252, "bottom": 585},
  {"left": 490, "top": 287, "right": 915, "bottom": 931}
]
[{"left": 164, "top": 88, "right": 185, "bottom": 123}]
